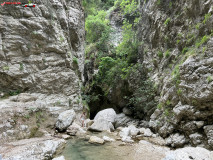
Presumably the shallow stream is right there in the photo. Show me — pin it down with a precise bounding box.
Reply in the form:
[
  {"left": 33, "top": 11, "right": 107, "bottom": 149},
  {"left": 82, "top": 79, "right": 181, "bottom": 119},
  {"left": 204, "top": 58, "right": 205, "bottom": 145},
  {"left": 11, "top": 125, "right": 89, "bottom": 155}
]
[{"left": 62, "top": 138, "right": 122, "bottom": 160}]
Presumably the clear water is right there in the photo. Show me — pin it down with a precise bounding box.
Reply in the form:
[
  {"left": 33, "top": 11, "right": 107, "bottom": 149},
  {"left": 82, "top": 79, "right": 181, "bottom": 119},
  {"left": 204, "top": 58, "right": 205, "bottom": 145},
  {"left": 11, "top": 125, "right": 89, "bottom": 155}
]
[{"left": 62, "top": 138, "right": 121, "bottom": 160}]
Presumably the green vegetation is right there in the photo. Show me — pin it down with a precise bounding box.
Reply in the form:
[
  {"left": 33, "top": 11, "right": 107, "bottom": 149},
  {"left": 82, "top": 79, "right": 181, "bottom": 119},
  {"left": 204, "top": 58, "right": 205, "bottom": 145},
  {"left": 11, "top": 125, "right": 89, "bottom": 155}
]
[
  {"left": 203, "top": 13, "right": 211, "bottom": 24},
  {"left": 176, "top": 39, "right": 180, "bottom": 44},
  {"left": 73, "top": 56, "right": 78, "bottom": 64},
  {"left": 164, "top": 50, "right": 170, "bottom": 58},
  {"left": 182, "top": 47, "right": 188, "bottom": 54},
  {"left": 164, "top": 18, "right": 171, "bottom": 25},
  {"left": 157, "top": 103, "right": 163, "bottom": 109},
  {"left": 156, "top": 0, "right": 161, "bottom": 5},
  {"left": 195, "top": 35, "right": 210, "bottom": 48},
  {"left": 82, "top": 0, "right": 157, "bottom": 118},
  {"left": 158, "top": 51, "right": 163, "bottom": 58},
  {"left": 177, "top": 88, "right": 182, "bottom": 95},
  {"left": 19, "top": 63, "right": 24, "bottom": 71},
  {"left": 207, "top": 75, "right": 213, "bottom": 83},
  {"left": 60, "top": 36, "right": 65, "bottom": 42},
  {"left": 3, "top": 66, "right": 9, "bottom": 71}
]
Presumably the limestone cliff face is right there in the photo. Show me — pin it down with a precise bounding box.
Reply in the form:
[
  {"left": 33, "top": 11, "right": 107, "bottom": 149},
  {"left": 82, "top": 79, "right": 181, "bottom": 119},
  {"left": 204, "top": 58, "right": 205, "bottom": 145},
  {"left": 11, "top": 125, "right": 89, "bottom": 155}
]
[
  {"left": 0, "top": 0, "right": 85, "bottom": 95},
  {"left": 0, "top": 0, "right": 85, "bottom": 146},
  {"left": 137, "top": 0, "right": 213, "bottom": 149}
]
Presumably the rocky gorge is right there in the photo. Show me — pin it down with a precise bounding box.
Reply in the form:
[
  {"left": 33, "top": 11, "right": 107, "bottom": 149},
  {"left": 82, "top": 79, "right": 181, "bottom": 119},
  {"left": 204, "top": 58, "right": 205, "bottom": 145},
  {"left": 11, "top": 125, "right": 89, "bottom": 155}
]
[{"left": 0, "top": 0, "right": 213, "bottom": 160}]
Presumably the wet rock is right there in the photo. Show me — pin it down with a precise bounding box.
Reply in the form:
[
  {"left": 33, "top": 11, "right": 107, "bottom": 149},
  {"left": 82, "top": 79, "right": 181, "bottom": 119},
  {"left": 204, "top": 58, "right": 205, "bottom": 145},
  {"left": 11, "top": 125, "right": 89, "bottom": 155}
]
[
  {"left": 94, "top": 108, "right": 116, "bottom": 123},
  {"left": 89, "top": 136, "right": 104, "bottom": 144},
  {"left": 163, "top": 147, "right": 213, "bottom": 160},
  {"left": 88, "top": 119, "right": 114, "bottom": 132},
  {"left": 56, "top": 110, "right": 76, "bottom": 131}
]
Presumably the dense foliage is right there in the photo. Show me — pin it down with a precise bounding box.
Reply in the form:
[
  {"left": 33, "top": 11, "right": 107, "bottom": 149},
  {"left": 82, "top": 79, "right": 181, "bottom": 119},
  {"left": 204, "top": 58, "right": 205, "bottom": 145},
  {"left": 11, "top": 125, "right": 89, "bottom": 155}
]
[{"left": 83, "top": 0, "right": 157, "bottom": 118}]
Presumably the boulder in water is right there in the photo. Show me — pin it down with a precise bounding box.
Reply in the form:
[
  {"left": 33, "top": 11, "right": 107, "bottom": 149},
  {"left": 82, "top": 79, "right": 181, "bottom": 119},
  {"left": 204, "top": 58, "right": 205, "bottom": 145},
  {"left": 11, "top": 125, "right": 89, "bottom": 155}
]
[{"left": 89, "top": 136, "right": 104, "bottom": 144}]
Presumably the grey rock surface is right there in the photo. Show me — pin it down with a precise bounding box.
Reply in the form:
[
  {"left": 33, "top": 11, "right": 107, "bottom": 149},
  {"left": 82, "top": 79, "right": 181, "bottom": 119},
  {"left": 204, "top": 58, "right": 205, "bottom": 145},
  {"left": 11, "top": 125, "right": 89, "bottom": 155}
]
[
  {"left": 88, "top": 119, "right": 115, "bottom": 132},
  {"left": 56, "top": 109, "right": 76, "bottom": 131},
  {"left": 94, "top": 108, "right": 116, "bottom": 123},
  {"left": 0, "top": 137, "right": 66, "bottom": 160},
  {"left": 163, "top": 147, "right": 213, "bottom": 160}
]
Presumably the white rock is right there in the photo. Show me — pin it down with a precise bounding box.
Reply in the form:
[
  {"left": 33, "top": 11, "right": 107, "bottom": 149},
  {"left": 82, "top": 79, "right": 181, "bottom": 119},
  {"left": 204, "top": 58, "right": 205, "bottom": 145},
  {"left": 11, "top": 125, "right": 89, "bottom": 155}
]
[
  {"left": 67, "top": 122, "right": 86, "bottom": 136},
  {"left": 89, "top": 136, "right": 104, "bottom": 144},
  {"left": 128, "top": 125, "right": 139, "bottom": 136},
  {"left": 56, "top": 110, "right": 76, "bottom": 131},
  {"left": 139, "top": 128, "right": 153, "bottom": 137},
  {"left": 119, "top": 127, "right": 130, "bottom": 138},
  {"left": 103, "top": 136, "right": 115, "bottom": 142},
  {"left": 89, "top": 119, "right": 114, "bottom": 132},
  {"left": 163, "top": 147, "right": 212, "bottom": 160},
  {"left": 121, "top": 136, "right": 134, "bottom": 143},
  {"left": 94, "top": 108, "right": 116, "bottom": 123},
  {"left": 53, "top": 155, "right": 65, "bottom": 160}
]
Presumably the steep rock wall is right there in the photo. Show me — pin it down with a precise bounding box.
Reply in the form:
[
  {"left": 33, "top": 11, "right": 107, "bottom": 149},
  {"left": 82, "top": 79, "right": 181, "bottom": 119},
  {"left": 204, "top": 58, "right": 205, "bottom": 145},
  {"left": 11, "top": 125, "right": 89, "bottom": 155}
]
[
  {"left": 0, "top": 0, "right": 85, "bottom": 95},
  {"left": 0, "top": 0, "right": 85, "bottom": 145},
  {"left": 137, "top": 0, "right": 213, "bottom": 149}
]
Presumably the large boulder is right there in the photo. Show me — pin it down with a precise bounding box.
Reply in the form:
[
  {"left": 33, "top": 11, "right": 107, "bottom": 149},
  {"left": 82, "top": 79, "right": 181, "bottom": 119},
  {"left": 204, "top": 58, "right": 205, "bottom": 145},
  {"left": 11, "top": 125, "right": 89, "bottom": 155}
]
[
  {"left": 94, "top": 108, "right": 116, "bottom": 123},
  {"left": 89, "top": 136, "right": 104, "bottom": 144},
  {"left": 163, "top": 147, "right": 213, "bottom": 160},
  {"left": 56, "top": 110, "right": 76, "bottom": 131},
  {"left": 88, "top": 119, "right": 114, "bottom": 132}
]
